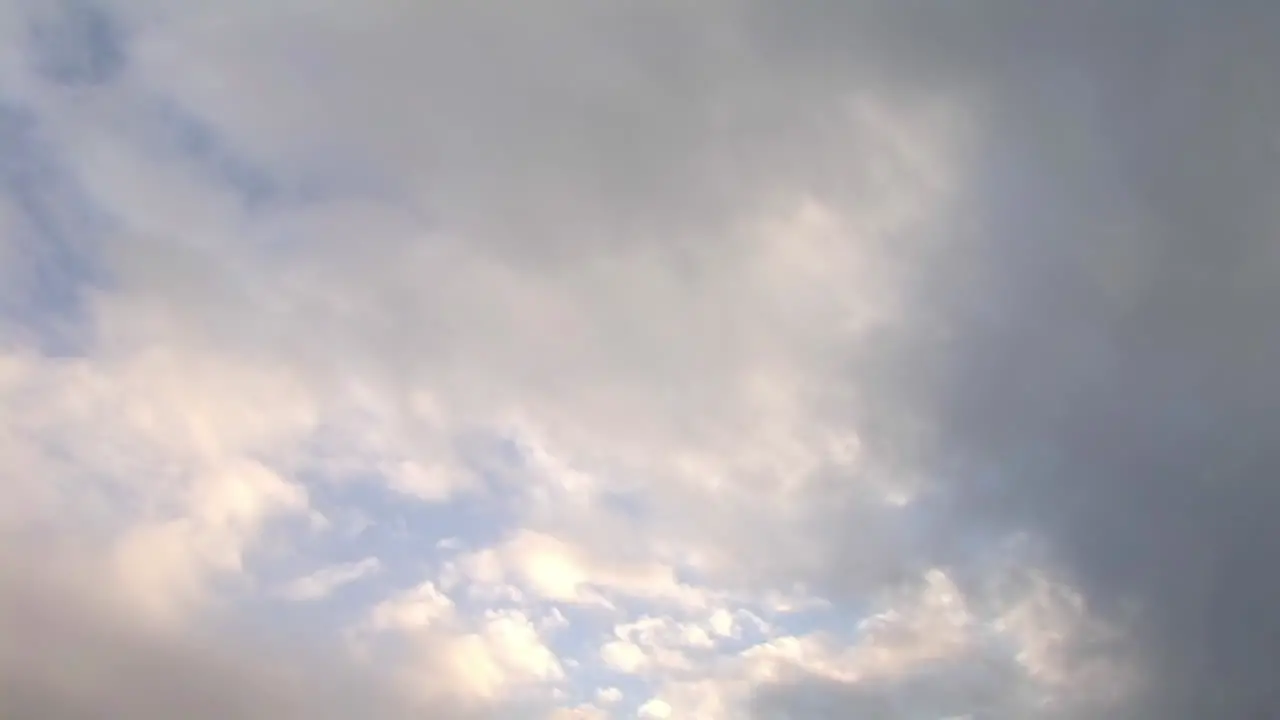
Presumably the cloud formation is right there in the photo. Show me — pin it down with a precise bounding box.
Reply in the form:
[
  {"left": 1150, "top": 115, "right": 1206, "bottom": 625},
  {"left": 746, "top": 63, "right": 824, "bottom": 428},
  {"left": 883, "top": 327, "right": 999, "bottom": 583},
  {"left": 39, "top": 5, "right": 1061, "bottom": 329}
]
[
  {"left": 0, "top": 553, "right": 431, "bottom": 720},
  {"left": 837, "top": 4, "right": 1280, "bottom": 717},
  {"left": 1, "top": 0, "right": 1278, "bottom": 718}
]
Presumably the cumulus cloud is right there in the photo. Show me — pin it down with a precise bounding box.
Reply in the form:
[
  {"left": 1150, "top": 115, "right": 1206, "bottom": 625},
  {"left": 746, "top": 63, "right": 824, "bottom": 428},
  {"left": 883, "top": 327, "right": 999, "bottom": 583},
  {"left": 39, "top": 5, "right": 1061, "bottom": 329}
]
[{"left": 2, "top": 0, "right": 1277, "bottom": 718}]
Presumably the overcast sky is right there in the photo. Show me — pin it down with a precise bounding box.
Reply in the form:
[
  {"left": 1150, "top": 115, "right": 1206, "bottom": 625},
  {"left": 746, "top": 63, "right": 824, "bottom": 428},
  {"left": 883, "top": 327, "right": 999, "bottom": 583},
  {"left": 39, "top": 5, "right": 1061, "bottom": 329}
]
[{"left": 2, "top": 1, "right": 1279, "bottom": 718}]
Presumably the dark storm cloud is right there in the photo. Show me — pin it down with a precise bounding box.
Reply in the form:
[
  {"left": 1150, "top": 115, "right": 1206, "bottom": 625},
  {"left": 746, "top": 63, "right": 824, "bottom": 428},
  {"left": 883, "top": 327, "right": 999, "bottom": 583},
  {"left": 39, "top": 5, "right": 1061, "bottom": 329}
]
[{"left": 779, "top": 2, "right": 1280, "bottom": 717}]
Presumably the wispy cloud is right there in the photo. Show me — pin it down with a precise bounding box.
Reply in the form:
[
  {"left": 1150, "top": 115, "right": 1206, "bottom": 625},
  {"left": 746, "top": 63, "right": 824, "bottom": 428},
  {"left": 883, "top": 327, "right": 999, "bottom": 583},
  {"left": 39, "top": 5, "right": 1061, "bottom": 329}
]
[{"left": 277, "top": 557, "right": 383, "bottom": 602}]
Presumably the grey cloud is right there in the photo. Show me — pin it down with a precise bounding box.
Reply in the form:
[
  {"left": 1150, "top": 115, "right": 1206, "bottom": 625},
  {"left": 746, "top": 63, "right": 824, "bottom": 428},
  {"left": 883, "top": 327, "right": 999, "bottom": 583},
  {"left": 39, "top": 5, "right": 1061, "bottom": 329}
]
[
  {"left": 812, "top": 2, "right": 1280, "bottom": 718},
  {"left": 116, "top": 0, "right": 924, "bottom": 265},
  {"left": 27, "top": 0, "right": 127, "bottom": 86},
  {"left": 141, "top": 99, "right": 281, "bottom": 210},
  {"left": 0, "top": 101, "right": 103, "bottom": 353}
]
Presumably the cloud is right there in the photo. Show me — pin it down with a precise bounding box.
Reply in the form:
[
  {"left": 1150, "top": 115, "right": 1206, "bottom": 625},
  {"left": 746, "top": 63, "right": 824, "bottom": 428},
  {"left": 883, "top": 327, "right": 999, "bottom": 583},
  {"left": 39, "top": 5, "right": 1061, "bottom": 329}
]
[
  {"left": 0, "top": 555, "right": 455, "bottom": 720},
  {"left": 810, "top": 3, "right": 1280, "bottom": 717},
  {"left": 455, "top": 530, "right": 714, "bottom": 611},
  {"left": 367, "top": 580, "right": 456, "bottom": 633},
  {"left": 595, "top": 687, "right": 623, "bottom": 705},
  {"left": 27, "top": 0, "right": 128, "bottom": 87},
  {"left": 3, "top": 0, "right": 1277, "bottom": 718},
  {"left": 637, "top": 697, "right": 673, "bottom": 719},
  {"left": 278, "top": 556, "right": 382, "bottom": 602}
]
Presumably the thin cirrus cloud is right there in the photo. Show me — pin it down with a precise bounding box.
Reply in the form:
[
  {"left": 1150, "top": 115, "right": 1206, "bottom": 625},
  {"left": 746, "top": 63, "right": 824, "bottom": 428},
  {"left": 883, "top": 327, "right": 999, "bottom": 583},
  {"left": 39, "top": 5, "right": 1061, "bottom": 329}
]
[{"left": 1, "top": 1, "right": 1278, "bottom": 719}]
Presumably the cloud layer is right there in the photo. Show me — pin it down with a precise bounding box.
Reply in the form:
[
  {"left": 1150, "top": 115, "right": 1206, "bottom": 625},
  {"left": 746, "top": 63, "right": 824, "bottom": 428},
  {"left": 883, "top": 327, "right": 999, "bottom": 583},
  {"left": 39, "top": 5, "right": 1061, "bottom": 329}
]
[{"left": 2, "top": 1, "right": 1278, "bottom": 718}]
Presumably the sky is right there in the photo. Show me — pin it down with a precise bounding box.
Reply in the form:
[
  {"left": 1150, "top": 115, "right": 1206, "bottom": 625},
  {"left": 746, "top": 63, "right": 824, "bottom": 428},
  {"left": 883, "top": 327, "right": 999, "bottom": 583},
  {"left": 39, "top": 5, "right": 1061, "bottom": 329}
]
[{"left": 1, "top": 1, "right": 1279, "bottom": 718}]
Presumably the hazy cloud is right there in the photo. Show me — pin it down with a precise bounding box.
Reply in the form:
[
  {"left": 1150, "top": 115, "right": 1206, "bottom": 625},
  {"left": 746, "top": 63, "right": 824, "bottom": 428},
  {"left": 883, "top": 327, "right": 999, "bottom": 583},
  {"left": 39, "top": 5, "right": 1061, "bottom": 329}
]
[{"left": 1, "top": 0, "right": 1276, "bottom": 718}]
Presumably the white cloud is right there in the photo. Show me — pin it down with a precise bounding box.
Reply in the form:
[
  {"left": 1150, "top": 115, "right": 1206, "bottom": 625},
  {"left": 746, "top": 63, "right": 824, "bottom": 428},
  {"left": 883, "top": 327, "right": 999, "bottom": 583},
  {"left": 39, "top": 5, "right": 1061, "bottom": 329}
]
[
  {"left": 550, "top": 706, "right": 610, "bottom": 720},
  {"left": 278, "top": 557, "right": 382, "bottom": 601},
  {"left": 456, "top": 530, "right": 713, "bottom": 611},
  {"left": 111, "top": 461, "right": 307, "bottom": 622},
  {"left": 708, "top": 609, "right": 738, "bottom": 639},
  {"left": 989, "top": 569, "right": 1139, "bottom": 710},
  {"left": 362, "top": 576, "right": 569, "bottom": 708},
  {"left": 601, "top": 639, "right": 649, "bottom": 675},
  {"left": 368, "top": 581, "right": 456, "bottom": 633},
  {"left": 621, "top": 566, "right": 1133, "bottom": 719},
  {"left": 417, "top": 610, "right": 566, "bottom": 705},
  {"left": 0, "top": 340, "right": 316, "bottom": 625},
  {"left": 596, "top": 687, "right": 624, "bottom": 705},
  {"left": 845, "top": 569, "right": 974, "bottom": 681},
  {"left": 637, "top": 697, "right": 673, "bottom": 719},
  {"left": 476, "top": 610, "right": 566, "bottom": 685}
]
